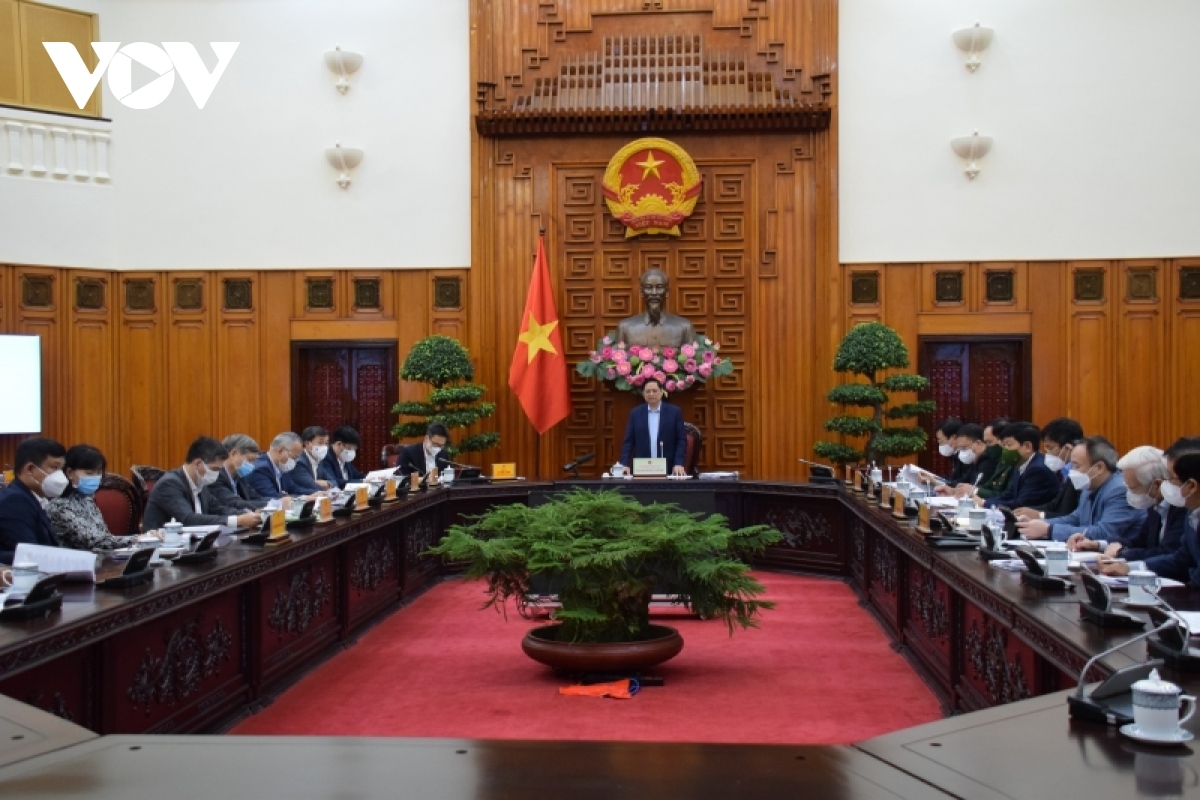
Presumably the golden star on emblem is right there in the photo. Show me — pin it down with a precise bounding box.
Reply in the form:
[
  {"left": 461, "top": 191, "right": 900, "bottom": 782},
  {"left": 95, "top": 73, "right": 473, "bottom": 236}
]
[
  {"left": 635, "top": 151, "right": 666, "bottom": 180},
  {"left": 518, "top": 314, "right": 559, "bottom": 364}
]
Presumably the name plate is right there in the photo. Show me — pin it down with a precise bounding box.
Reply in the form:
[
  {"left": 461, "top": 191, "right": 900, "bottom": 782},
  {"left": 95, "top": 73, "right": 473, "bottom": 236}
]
[
  {"left": 633, "top": 457, "right": 667, "bottom": 477},
  {"left": 269, "top": 510, "right": 286, "bottom": 535},
  {"left": 385, "top": 479, "right": 398, "bottom": 501},
  {"left": 852, "top": 469, "right": 863, "bottom": 493},
  {"left": 355, "top": 485, "right": 369, "bottom": 508},
  {"left": 917, "top": 502, "right": 931, "bottom": 533},
  {"left": 844, "top": 464, "right": 855, "bottom": 486},
  {"left": 317, "top": 496, "right": 332, "bottom": 521},
  {"left": 880, "top": 484, "right": 892, "bottom": 508},
  {"left": 892, "top": 490, "right": 906, "bottom": 518},
  {"left": 492, "top": 462, "right": 517, "bottom": 480}
]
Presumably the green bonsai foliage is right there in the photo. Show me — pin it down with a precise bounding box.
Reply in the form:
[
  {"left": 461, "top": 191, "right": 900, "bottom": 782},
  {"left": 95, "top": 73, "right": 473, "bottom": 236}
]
[
  {"left": 426, "top": 488, "right": 782, "bottom": 644},
  {"left": 814, "top": 322, "right": 934, "bottom": 466},
  {"left": 391, "top": 336, "right": 499, "bottom": 454}
]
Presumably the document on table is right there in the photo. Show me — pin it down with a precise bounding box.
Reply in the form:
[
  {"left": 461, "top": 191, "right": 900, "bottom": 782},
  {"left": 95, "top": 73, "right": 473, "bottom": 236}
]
[
  {"left": 13, "top": 543, "right": 97, "bottom": 582},
  {"left": 698, "top": 472, "right": 739, "bottom": 480}
]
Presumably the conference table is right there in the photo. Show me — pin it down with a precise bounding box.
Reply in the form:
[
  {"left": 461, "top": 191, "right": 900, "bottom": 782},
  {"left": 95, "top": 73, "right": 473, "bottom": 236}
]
[{"left": 0, "top": 478, "right": 1197, "bottom": 798}]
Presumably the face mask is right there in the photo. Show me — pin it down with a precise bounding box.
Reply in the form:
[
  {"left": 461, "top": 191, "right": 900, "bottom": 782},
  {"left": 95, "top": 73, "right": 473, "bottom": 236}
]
[
  {"left": 198, "top": 463, "right": 221, "bottom": 486},
  {"left": 426, "top": 442, "right": 443, "bottom": 457},
  {"left": 1000, "top": 448, "right": 1022, "bottom": 467},
  {"left": 958, "top": 449, "right": 976, "bottom": 465},
  {"left": 340, "top": 448, "right": 357, "bottom": 463},
  {"left": 38, "top": 467, "right": 69, "bottom": 499},
  {"left": 237, "top": 460, "right": 255, "bottom": 478},
  {"left": 1043, "top": 454, "right": 1064, "bottom": 473},
  {"left": 1125, "top": 489, "right": 1157, "bottom": 510},
  {"left": 1161, "top": 480, "right": 1190, "bottom": 508},
  {"left": 1068, "top": 468, "right": 1092, "bottom": 491},
  {"left": 311, "top": 445, "right": 329, "bottom": 461},
  {"left": 76, "top": 475, "right": 102, "bottom": 496},
  {"left": 938, "top": 443, "right": 954, "bottom": 458},
  {"left": 280, "top": 457, "right": 297, "bottom": 473}
]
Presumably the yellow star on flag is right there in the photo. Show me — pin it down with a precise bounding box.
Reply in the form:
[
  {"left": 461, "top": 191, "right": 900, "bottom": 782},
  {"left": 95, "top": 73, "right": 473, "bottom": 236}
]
[
  {"left": 518, "top": 313, "right": 559, "bottom": 364},
  {"left": 635, "top": 150, "right": 665, "bottom": 180}
]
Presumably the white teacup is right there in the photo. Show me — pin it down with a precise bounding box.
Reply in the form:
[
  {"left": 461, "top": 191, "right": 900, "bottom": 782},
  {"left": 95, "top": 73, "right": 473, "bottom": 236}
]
[
  {"left": 968, "top": 509, "right": 987, "bottom": 532},
  {"left": 1131, "top": 670, "right": 1197, "bottom": 738},
  {"left": 1, "top": 561, "right": 40, "bottom": 593},
  {"left": 161, "top": 519, "right": 183, "bottom": 546},
  {"left": 610, "top": 463, "right": 626, "bottom": 478},
  {"left": 1044, "top": 545, "right": 1070, "bottom": 576},
  {"left": 1128, "top": 570, "right": 1161, "bottom": 605}
]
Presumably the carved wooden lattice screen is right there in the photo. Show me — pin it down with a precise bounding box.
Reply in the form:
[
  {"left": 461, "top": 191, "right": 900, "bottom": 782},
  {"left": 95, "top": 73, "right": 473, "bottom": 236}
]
[{"left": 556, "top": 163, "right": 749, "bottom": 472}]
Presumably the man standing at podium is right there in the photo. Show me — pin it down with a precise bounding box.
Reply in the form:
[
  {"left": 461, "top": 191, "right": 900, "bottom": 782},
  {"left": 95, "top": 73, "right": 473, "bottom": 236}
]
[{"left": 620, "top": 378, "right": 688, "bottom": 476}]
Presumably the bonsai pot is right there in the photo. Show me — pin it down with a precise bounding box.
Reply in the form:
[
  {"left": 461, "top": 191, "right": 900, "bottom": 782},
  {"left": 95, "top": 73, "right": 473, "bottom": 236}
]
[{"left": 522, "top": 624, "right": 684, "bottom": 673}]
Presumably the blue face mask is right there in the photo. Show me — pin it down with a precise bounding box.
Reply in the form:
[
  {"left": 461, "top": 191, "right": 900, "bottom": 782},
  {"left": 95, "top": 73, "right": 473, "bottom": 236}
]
[
  {"left": 76, "top": 475, "right": 102, "bottom": 496},
  {"left": 236, "top": 460, "right": 255, "bottom": 478}
]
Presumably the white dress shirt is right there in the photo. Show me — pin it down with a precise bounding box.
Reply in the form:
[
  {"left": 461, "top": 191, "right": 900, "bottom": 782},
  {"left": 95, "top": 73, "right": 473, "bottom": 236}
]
[{"left": 647, "top": 405, "right": 661, "bottom": 458}]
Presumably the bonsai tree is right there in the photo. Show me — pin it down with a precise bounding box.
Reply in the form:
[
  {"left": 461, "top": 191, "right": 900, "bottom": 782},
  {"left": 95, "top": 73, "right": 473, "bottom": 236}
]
[
  {"left": 391, "top": 335, "right": 500, "bottom": 454},
  {"left": 814, "top": 322, "right": 934, "bottom": 466},
  {"left": 427, "top": 488, "right": 781, "bottom": 643}
]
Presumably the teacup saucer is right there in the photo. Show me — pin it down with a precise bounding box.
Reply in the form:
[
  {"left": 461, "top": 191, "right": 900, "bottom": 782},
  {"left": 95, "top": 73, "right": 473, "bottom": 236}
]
[
  {"left": 1120, "top": 597, "right": 1162, "bottom": 609},
  {"left": 1119, "top": 723, "right": 1195, "bottom": 745}
]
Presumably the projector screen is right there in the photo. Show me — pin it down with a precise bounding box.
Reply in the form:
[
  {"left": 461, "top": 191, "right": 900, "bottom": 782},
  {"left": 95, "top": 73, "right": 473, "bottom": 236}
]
[{"left": 0, "top": 335, "right": 41, "bottom": 434}]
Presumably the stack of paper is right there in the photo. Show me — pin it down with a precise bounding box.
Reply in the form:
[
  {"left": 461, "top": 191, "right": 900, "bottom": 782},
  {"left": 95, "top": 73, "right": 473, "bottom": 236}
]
[
  {"left": 13, "top": 543, "right": 97, "bottom": 582},
  {"left": 698, "top": 472, "right": 738, "bottom": 480}
]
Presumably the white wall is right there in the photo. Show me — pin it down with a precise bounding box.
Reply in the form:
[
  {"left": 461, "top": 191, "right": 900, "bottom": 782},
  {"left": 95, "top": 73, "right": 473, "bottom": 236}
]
[
  {"left": 839, "top": 0, "right": 1200, "bottom": 263},
  {"left": 0, "top": 0, "right": 470, "bottom": 270}
]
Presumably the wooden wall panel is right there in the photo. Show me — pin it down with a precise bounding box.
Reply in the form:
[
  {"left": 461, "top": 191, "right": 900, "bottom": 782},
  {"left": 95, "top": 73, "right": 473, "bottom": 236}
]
[
  {"left": 165, "top": 273, "right": 216, "bottom": 456},
  {"left": 1169, "top": 258, "right": 1200, "bottom": 440},
  {"left": 215, "top": 272, "right": 262, "bottom": 441},
  {"left": 1066, "top": 261, "right": 1113, "bottom": 441},
  {"left": 117, "top": 273, "right": 168, "bottom": 471},
  {"left": 64, "top": 270, "right": 116, "bottom": 459},
  {"left": 1028, "top": 262, "right": 1067, "bottom": 427},
  {"left": 1114, "top": 260, "right": 1165, "bottom": 450},
  {"left": 13, "top": 266, "right": 64, "bottom": 442}
]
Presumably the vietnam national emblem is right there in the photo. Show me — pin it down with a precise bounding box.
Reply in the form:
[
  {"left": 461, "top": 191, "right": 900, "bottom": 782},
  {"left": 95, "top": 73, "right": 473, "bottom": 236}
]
[{"left": 602, "top": 137, "right": 702, "bottom": 238}]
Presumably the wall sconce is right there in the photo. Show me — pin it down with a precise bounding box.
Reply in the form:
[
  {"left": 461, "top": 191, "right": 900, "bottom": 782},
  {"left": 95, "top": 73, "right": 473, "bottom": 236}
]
[
  {"left": 325, "top": 143, "right": 363, "bottom": 189},
  {"left": 324, "top": 45, "right": 363, "bottom": 94},
  {"left": 952, "top": 22, "right": 993, "bottom": 72},
  {"left": 950, "top": 131, "right": 992, "bottom": 180}
]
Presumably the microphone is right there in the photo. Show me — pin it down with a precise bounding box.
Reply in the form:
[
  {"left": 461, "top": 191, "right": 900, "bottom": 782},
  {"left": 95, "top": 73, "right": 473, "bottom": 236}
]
[
  {"left": 1074, "top": 618, "right": 1175, "bottom": 700},
  {"left": 797, "top": 458, "right": 837, "bottom": 483},
  {"left": 445, "top": 459, "right": 474, "bottom": 470},
  {"left": 1067, "top": 618, "right": 1174, "bottom": 724},
  {"left": 562, "top": 452, "right": 596, "bottom": 478}
]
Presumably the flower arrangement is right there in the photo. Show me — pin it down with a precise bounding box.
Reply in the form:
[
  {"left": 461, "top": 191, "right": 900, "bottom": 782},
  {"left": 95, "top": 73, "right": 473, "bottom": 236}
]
[{"left": 575, "top": 335, "right": 733, "bottom": 393}]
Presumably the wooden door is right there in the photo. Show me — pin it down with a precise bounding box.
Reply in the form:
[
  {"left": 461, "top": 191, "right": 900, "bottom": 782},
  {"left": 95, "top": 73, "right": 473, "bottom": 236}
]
[
  {"left": 918, "top": 338, "right": 1031, "bottom": 474},
  {"left": 292, "top": 342, "right": 398, "bottom": 470}
]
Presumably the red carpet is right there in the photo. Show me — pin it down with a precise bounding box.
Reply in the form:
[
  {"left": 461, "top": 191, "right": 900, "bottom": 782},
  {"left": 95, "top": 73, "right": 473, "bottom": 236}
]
[{"left": 230, "top": 572, "right": 942, "bottom": 744}]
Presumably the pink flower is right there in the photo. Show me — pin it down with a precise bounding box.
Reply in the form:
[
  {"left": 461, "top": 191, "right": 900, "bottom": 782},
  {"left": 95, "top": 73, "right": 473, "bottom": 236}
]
[
  {"left": 662, "top": 359, "right": 679, "bottom": 373},
  {"left": 590, "top": 353, "right": 602, "bottom": 363},
  {"left": 685, "top": 375, "right": 696, "bottom": 385},
  {"left": 712, "top": 342, "right": 720, "bottom": 351},
  {"left": 702, "top": 350, "right": 716, "bottom": 363},
  {"left": 617, "top": 341, "right": 627, "bottom": 349},
  {"left": 640, "top": 363, "right": 656, "bottom": 378},
  {"left": 600, "top": 346, "right": 614, "bottom": 360},
  {"left": 684, "top": 359, "right": 697, "bottom": 373},
  {"left": 631, "top": 374, "right": 645, "bottom": 386},
  {"left": 663, "top": 347, "right": 677, "bottom": 359},
  {"left": 698, "top": 363, "right": 713, "bottom": 377},
  {"left": 602, "top": 335, "right": 613, "bottom": 345},
  {"left": 666, "top": 380, "right": 677, "bottom": 391},
  {"left": 640, "top": 347, "right": 655, "bottom": 361},
  {"left": 616, "top": 362, "right": 632, "bottom": 376},
  {"left": 681, "top": 343, "right": 696, "bottom": 358},
  {"left": 714, "top": 357, "right": 722, "bottom": 365},
  {"left": 653, "top": 370, "right": 666, "bottom": 383},
  {"left": 612, "top": 349, "right": 627, "bottom": 363},
  {"left": 606, "top": 368, "right": 617, "bottom": 379}
]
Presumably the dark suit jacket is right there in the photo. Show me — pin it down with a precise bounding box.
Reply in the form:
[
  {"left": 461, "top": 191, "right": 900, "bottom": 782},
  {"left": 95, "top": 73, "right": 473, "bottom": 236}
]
[
  {"left": 283, "top": 453, "right": 324, "bottom": 494},
  {"left": 984, "top": 453, "right": 1060, "bottom": 510},
  {"left": 1034, "top": 477, "right": 1081, "bottom": 519},
  {"left": 0, "top": 480, "right": 58, "bottom": 564},
  {"left": 245, "top": 454, "right": 290, "bottom": 499},
  {"left": 319, "top": 450, "right": 363, "bottom": 489},
  {"left": 946, "top": 457, "right": 974, "bottom": 487},
  {"left": 961, "top": 447, "right": 1000, "bottom": 492},
  {"left": 397, "top": 443, "right": 450, "bottom": 478},
  {"left": 1146, "top": 513, "right": 1200, "bottom": 588},
  {"left": 210, "top": 467, "right": 270, "bottom": 511},
  {"left": 620, "top": 402, "right": 687, "bottom": 472},
  {"left": 142, "top": 468, "right": 237, "bottom": 532},
  {"left": 1123, "top": 504, "right": 1187, "bottom": 562}
]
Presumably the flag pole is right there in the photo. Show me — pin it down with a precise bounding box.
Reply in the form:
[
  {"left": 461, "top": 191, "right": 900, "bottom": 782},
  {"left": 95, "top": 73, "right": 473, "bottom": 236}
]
[{"left": 535, "top": 225, "right": 546, "bottom": 481}]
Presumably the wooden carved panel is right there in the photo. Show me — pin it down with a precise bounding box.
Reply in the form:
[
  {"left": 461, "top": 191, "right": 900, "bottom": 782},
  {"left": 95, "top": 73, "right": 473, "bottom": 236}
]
[
  {"left": 1073, "top": 269, "right": 1105, "bottom": 303},
  {"left": 306, "top": 278, "right": 335, "bottom": 311},
  {"left": 1126, "top": 267, "right": 1157, "bottom": 302},
  {"left": 960, "top": 602, "right": 1034, "bottom": 709},
  {"left": 1182, "top": 267, "right": 1200, "bottom": 301},
  {"left": 124, "top": 279, "right": 155, "bottom": 312},
  {"left": 850, "top": 272, "right": 879, "bottom": 305},
  {"left": 223, "top": 279, "right": 253, "bottom": 311},
  {"left": 433, "top": 277, "right": 462, "bottom": 309},
  {"left": 21, "top": 275, "right": 54, "bottom": 309},
  {"left": 353, "top": 278, "right": 382, "bottom": 311},
  {"left": 402, "top": 512, "right": 440, "bottom": 596},
  {"left": 984, "top": 270, "right": 1015, "bottom": 304},
  {"left": 256, "top": 553, "right": 339, "bottom": 689},
  {"left": 75, "top": 278, "right": 105, "bottom": 311},
  {"left": 935, "top": 271, "right": 963, "bottom": 304},
  {"left": 747, "top": 497, "right": 843, "bottom": 574},
  {"left": 173, "top": 278, "right": 204, "bottom": 312}
]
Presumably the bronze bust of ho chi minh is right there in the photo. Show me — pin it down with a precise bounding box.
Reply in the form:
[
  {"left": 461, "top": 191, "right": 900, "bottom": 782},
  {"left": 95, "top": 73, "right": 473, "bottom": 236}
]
[{"left": 614, "top": 268, "right": 697, "bottom": 349}]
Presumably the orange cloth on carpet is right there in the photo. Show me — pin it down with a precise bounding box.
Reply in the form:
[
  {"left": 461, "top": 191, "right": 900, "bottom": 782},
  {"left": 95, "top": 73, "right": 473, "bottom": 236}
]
[{"left": 558, "top": 680, "right": 632, "bottom": 700}]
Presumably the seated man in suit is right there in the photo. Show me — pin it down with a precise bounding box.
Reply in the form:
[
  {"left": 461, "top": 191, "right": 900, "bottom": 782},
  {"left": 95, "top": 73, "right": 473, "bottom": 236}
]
[
  {"left": 935, "top": 422, "right": 993, "bottom": 493},
  {"left": 286, "top": 426, "right": 331, "bottom": 494},
  {"left": 320, "top": 425, "right": 364, "bottom": 489},
  {"left": 0, "top": 437, "right": 67, "bottom": 564},
  {"left": 210, "top": 434, "right": 270, "bottom": 511},
  {"left": 953, "top": 418, "right": 1013, "bottom": 499},
  {"left": 620, "top": 378, "right": 688, "bottom": 476},
  {"left": 1096, "top": 441, "right": 1196, "bottom": 561},
  {"left": 933, "top": 417, "right": 972, "bottom": 485},
  {"left": 1017, "top": 435, "right": 1145, "bottom": 546},
  {"left": 1012, "top": 417, "right": 1084, "bottom": 520},
  {"left": 245, "top": 432, "right": 305, "bottom": 500},
  {"left": 397, "top": 423, "right": 451, "bottom": 479},
  {"left": 1101, "top": 450, "right": 1200, "bottom": 588},
  {"left": 142, "top": 436, "right": 262, "bottom": 532},
  {"left": 979, "top": 423, "right": 1059, "bottom": 510}
]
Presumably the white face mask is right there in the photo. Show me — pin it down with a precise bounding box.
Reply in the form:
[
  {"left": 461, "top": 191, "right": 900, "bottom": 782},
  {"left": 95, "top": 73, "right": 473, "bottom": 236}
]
[
  {"left": 425, "top": 441, "right": 443, "bottom": 457},
  {"left": 938, "top": 443, "right": 954, "bottom": 458},
  {"left": 1044, "top": 454, "right": 1065, "bottom": 473},
  {"left": 279, "top": 456, "right": 297, "bottom": 473},
  {"left": 958, "top": 449, "right": 976, "bottom": 465},
  {"left": 38, "top": 467, "right": 69, "bottom": 499},
  {"left": 1068, "top": 468, "right": 1092, "bottom": 491},
  {"left": 1125, "top": 489, "right": 1158, "bottom": 510},
  {"left": 198, "top": 463, "right": 221, "bottom": 486},
  {"left": 1161, "top": 480, "right": 1191, "bottom": 508},
  {"left": 311, "top": 445, "right": 329, "bottom": 461},
  {"left": 340, "top": 448, "right": 357, "bottom": 463}
]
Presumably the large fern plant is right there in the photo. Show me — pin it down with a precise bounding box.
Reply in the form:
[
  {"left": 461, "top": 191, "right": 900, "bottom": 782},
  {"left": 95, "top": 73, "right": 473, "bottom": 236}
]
[{"left": 427, "top": 488, "right": 781, "bottom": 643}]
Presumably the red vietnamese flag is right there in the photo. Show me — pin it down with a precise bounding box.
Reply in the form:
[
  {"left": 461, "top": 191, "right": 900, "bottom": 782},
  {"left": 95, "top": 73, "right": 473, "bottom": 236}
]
[{"left": 508, "top": 234, "right": 571, "bottom": 434}]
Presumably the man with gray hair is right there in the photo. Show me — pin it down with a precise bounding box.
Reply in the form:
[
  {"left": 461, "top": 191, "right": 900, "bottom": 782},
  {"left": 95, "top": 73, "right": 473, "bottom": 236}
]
[
  {"left": 245, "top": 432, "right": 304, "bottom": 500},
  {"left": 209, "top": 434, "right": 270, "bottom": 511},
  {"left": 1099, "top": 438, "right": 1199, "bottom": 561},
  {"left": 1016, "top": 435, "right": 1145, "bottom": 547}
]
